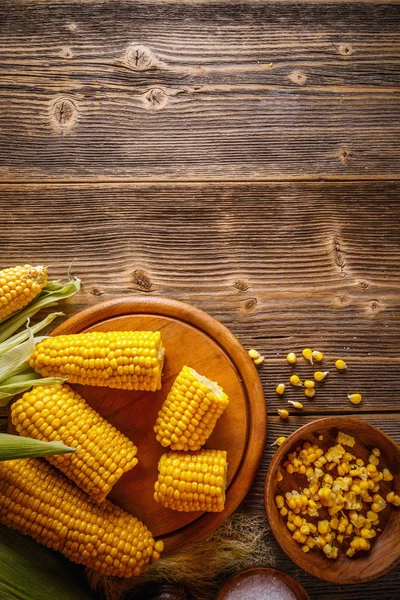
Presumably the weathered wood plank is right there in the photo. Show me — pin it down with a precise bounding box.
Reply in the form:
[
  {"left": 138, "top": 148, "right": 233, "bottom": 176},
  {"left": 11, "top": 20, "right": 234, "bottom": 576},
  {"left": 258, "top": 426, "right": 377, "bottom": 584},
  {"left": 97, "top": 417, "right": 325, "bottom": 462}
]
[
  {"left": 1, "top": 181, "right": 399, "bottom": 415},
  {"left": 241, "top": 414, "right": 400, "bottom": 600},
  {"left": 0, "top": 1, "right": 399, "bottom": 181}
]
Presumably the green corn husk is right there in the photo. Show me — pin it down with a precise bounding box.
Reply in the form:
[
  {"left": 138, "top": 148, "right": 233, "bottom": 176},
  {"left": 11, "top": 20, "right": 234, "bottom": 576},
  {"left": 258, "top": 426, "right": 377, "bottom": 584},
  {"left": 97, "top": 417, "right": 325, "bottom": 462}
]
[
  {"left": 0, "top": 434, "right": 75, "bottom": 461},
  {"left": 0, "top": 274, "right": 80, "bottom": 343},
  {"left": 0, "top": 523, "right": 94, "bottom": 600}
]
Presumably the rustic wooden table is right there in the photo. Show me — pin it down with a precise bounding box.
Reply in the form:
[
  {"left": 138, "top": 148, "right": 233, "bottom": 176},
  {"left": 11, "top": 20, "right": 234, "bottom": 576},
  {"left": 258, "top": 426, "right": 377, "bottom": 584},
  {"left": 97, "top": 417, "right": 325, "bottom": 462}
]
[{"left": 1, "top": 1, "right": 399, "bottom": 598}]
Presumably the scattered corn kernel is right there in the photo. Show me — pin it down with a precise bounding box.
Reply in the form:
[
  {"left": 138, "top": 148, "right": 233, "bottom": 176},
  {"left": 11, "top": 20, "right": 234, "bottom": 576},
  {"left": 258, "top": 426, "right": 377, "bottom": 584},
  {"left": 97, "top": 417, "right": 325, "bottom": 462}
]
[
  {"left": 335, "top": 359, "right": 347, "bottom": 370},
  {"left": 312, "top": 350, "right": 324, "bottom": 362},
  {"left": 254, "top": 355, "right": 265, "bottom": 365},
  {"left": 276, "top": 383, "right": 286, "bottom": 395},
  {"left": 278, "top": 408, "right": 289, "bottom": 419},
  {"left": 271, "top": 436, "right": 286, "bottom": 447},
  {"left": 276, "top": 470, "right": 283, "bottom": 482},
  {"left": 248, "top": 348, "right": 260, "bottom": 359},
  {"left": 288, "top": 400, "right": 304, "bottom": 409},
  {"left": 348, "top": 393, "right": 362, "bottom": 405},
  {"left": 382, "top": 468, "right": 393, "bottom": 482},
  {"left": 304, "top": 380, "right": 315, "bottom": 389},
  {"left": 304, "top": 388, "right": 316, "bottom": 399},
  {"left": 302, "top": 348, "right": 313, "bottom": 363},
  {"left": 289, "top": 374, "right": 302, "bottom": 387},
  {"left": 286, "top": 352, "right": 297, "bottom": 364},
  {"left": 314, "top": 371, "right": 329, "bottom": 382}
]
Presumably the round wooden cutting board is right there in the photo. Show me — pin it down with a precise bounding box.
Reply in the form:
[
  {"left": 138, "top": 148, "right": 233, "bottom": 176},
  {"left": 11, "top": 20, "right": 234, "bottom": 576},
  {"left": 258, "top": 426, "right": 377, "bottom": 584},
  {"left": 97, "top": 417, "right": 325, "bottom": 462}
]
[{"left": 50, "top": 297, "right": 266, "bottom": 552}]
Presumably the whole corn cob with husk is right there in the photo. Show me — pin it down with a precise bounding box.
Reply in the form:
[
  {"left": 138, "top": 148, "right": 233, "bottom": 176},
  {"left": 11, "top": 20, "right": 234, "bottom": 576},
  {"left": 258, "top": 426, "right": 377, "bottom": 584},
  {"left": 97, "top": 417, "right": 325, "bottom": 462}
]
[
  {"left": 11, "top": 384, "right": 138, "bottom": 503},
  {"left": 0, "top": 457, "right": 164, "bottom": 577},
  {"left": 0, "top": 265, "right": 48, "bottom": 322},
  {"left": 154, "top": 449, "right": 227, "bottom": 512},
  {"left": 30, "top": 331, "right": 164, "bottom": 391},
  {"left": 154, "top": 366, "right": 229, "bottom": 451}
]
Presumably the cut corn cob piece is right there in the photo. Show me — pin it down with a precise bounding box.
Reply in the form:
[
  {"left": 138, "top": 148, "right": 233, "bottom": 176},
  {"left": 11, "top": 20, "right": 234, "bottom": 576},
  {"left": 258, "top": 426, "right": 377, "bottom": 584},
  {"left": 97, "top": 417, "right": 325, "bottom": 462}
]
[
  {"left": 154, "top": 449, "right": 227, "bottom": 512},
  {"left": 0, "top": 265, "right": 48, "bottom": 322},
  {"left": 0, "top": 457, "right": 163, "bottom": 577},
  {"left": 154, "top": 366, "right": 229, "bottom": 451},
  {"left": 30, "top": 331, "right": 164, "bottom": 391},
  {"left": 11, "top": 384, "right": 138, "bottom": 503}
]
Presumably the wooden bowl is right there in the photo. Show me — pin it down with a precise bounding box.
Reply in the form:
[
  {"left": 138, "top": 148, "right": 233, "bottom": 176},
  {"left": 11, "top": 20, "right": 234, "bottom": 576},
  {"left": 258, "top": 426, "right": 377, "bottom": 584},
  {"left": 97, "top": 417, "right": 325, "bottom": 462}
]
[
  {"left": 48, "top": 296, "right": 266, "bottom": 553},
  {"left": 264, "top": 417, "right": 400, "bottom": 583},
  {"left": 216, "top": 567, "right": 310, "bottom": 599}
]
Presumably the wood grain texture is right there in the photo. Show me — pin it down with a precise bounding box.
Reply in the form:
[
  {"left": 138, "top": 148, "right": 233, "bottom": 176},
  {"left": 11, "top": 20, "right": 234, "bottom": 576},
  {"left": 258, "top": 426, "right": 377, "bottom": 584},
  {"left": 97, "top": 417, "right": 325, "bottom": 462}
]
[
  {"left": 0, "top": 1, "right": 399, "bottom": 181},
  {"left": 1, "top": 182, "right": 399, "bottom": 419}
]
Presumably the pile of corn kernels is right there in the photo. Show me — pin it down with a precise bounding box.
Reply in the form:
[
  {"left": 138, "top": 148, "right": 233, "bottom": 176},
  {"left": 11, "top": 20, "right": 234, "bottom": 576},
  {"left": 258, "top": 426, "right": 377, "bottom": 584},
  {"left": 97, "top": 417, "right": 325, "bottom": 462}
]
[{"left": 274, "top": 431, "right": 400, "bottom": 559}]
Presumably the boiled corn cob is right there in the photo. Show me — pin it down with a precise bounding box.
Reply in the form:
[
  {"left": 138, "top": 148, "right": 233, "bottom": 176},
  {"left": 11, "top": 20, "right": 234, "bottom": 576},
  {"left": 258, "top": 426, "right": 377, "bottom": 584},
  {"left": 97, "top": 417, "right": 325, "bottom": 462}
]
[
  {"left": 11, "top": 384, "right": 138, "bottom": 503},
  {"left": 30, "top": 331, "right": 164, "bottom": 391},
  {"left": 0, "top": 265, "right": 48, "bottom": 322},
  {"left": 154, "top": 366, "right": 229, "bottom": 451},
  {"left": 0, "top": 457, "right": 163, "bottom": 577},
  {"left": 154, "top": 449, "right": 227, "bottom": 512}
]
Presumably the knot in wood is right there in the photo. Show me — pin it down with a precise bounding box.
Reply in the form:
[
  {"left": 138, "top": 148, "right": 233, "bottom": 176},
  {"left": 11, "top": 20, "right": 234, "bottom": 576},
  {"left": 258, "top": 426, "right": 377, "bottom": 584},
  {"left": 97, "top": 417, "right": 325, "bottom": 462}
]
[
  {"left": 339, "top": 145, "right": 352, "bottom": 166},
  {"left": 59, "top": 46, "right": 73, "bottom": 59},
  {"left": 338, "top": 44, "right": 353, "bottom": 57},
  {"left": 132, "top": 269, "right": 152, "bottom": 292},
  {"left": 50, "top": 97, "right": 78, "bottom": 132},
  {"left": 144, "top": 88, "right": 168, "bottom": 110},
  {"left": 126, "top": 45, "right": 155, "bottom": 71},
  {"left": 234, "top": 280, "right": 249, "bottom": 292},
  {"left": 288, "top": 70, "right": 307, "bottom": 86},
  {"left": 244, "top": 297, "right": 257, "bottom": 309}
]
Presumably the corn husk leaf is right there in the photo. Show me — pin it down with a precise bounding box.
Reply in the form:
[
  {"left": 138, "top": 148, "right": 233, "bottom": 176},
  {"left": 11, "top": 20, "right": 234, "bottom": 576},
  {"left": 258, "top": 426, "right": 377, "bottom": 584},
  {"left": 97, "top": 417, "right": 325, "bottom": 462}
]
[
  {"left": 0, "top": 276, "right": 80, "bottom": 342},
  {"left": 0, "top": 312, "right": 63, "bottom": 357},
  {"left": 0, "top": 367, "right": 65, "bottom": 405},
  {"left": 0, "top": 433, "right": 75, "bottom": 461},
  {"left": 0, "top": 329, "right": 37, "bottom": 381},
  {"left": 0, "top": 523, "right": 94, "bottom": 600}
]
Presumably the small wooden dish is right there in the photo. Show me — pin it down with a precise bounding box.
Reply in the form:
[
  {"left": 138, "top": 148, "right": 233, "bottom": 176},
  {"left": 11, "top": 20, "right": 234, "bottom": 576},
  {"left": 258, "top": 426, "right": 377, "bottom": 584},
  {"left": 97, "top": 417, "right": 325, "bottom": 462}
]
[
  {"left": 216, "top": 567, "right": 310, "bottom": 599},
  {"left": 264, "top": 417, "right": 400, "bottom": 583},
  {"left": 48, "top": 296, "right": 266, "bottom": 553}
]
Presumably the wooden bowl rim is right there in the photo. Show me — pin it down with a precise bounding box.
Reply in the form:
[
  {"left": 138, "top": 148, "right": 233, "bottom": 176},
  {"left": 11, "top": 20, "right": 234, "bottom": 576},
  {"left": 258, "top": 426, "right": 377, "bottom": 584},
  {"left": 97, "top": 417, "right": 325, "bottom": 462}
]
[
  {"left": 264, "top": 416, "right": 400, "bottom": 583},
  {"left": 52, "top": 296, "right": 267, "bottom": 551},
  {"left": 215, "top": 566, "right": 310, "bottom": 599}
]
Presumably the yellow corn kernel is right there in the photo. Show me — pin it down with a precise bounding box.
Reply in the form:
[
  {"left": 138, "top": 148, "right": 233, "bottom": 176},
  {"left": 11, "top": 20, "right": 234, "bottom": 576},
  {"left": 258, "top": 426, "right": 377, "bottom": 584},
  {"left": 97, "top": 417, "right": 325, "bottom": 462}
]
[
  {"left": 154, "top": 449, "right": 227, "bottom": 512},
  {"left": 248, "top": 348, "right": 260, "bottom": 359},
  {"left": 286, "top": 521, "right": 296, "bottom": 532},
  {"left": 275, "top": 495, "right": 285, "bottom": 509},
  {"left": 271, "top": 436, "right": 286, "bottom": 447},
  {"left": 286, "top": 463, "right": 294, "bottom": 474},
  {"left": 304, "top": 380, "right": 315, "bottom": 389},
  {"left": 317, "top": 520, "right": 330, "bottom": 535},
  {"left": 30, "top": 330, "right": 165, "bottom": 392},
  {"left": 314, "top": 371, "right": 329, "bottom": 382},
  {"left": 11, "top": 384, "right": 138, "bottom": 503},
  {"left": 155, "top": 366, "right": 229, "bottom": 451},
  {"left": 312, "top": 350, "right": 324, "bottom": 362},
  {"left": 276, "top": 384, "right": 286, "bottom": 396},
  {"left": 301, "top": 544, "right": 310, "bottom": 553},
  {"left": 330, "top": 517, "right": 339, "bottom": 530},
  {"left": 288, "top": 400, "right": 303, "bottom": 409},
  {"left": 369, "top": 454, "right": 379, "bottom": 466},
  {"left": 0, "top": 457, "right": 162, "bottom": 577},
  {"left": 293, "top": 515, "right": 303, "bottom": 528},
  {"left": 348, "top": 393, "right": 362, "bottom": 405},
  {"left": 336, "top": 432, "right": 356, "bottom": 448},
  {"left": 277, "top": 408, "right": 289, "bottom": 420},
  {"left": 0, "top": 264, "right": 48, "bottom": 321},
  {"left": 302, "top": 348, "right": 313, "bottom": 363},
  {"left": 361, "top": 528, "right": 376, "bottom": 539},
  {"left": 280, "top": 506, "right": 288, "bottom": 516},
  {"left": 335, "top": 359, "right": 347, "bottom": 371},
  {"left": 289, "top": 374, "right": 302, "bottom": 387},
  {"left": 372, "top": 447, "right": 380, "bottom": 457},
  {"left": 386, "top": 493, "right": 400, "bottom": 507},
  {"left": 293, "top": 530, "right": 307, "bottom": 544},
  {"left": 253, "top": 355, "right": 265, "bottom": 365},
  {"left": 300, "top": 524, "right": 311, "bottom": 535},
  {"left": 286, "top": 352, "right": 297, "bottom": 364},
  {"left": 346, "top": 547, "right": 356, "bottom": 557},
  {"left": 304, "top": 388, "right": 316, "bottom": 399},
  {"left": 275, "top": 470, "right": 283, "bottom": 482}
]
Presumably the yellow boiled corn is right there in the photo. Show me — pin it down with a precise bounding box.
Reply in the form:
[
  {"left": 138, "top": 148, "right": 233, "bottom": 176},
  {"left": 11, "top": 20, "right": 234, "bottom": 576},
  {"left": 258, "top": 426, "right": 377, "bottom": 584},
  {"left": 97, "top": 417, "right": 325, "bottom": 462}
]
[
  {"left": 154, "top": 366, "right": 229, "bottom": 451},
  {"left": 0, "top": 457, "right": 163, "bottom": 577},
  {"left": 0, "top": 265, "right": 48, "bottom": 321},
  {"left": 11, "top": 384, "right": 138, "bottom": 503},
  {"left": 30, "top": 331, "right": 164, "bottom": 391},
  {"left": 154, "top": 449, "right": 227, "bottom": 512}
]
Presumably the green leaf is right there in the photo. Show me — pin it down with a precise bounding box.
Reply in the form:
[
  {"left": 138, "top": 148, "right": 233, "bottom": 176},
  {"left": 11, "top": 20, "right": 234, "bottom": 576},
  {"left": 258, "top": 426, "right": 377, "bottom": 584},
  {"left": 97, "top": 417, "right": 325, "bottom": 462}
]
[
  {"left": 0, "top": 312, "right": 63, "bottom": 357},
  {"left": 0, "top": 524, "right": 94, "bottom": 600},
  {"left": 0, "top": 434, "right": 75, "bottom": 461},
  {"left": 0, "top": 371, "right": 65, "bottom": 406},
  {"left": 0, "top": 276, "right": 80, "bottom": 343}
]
